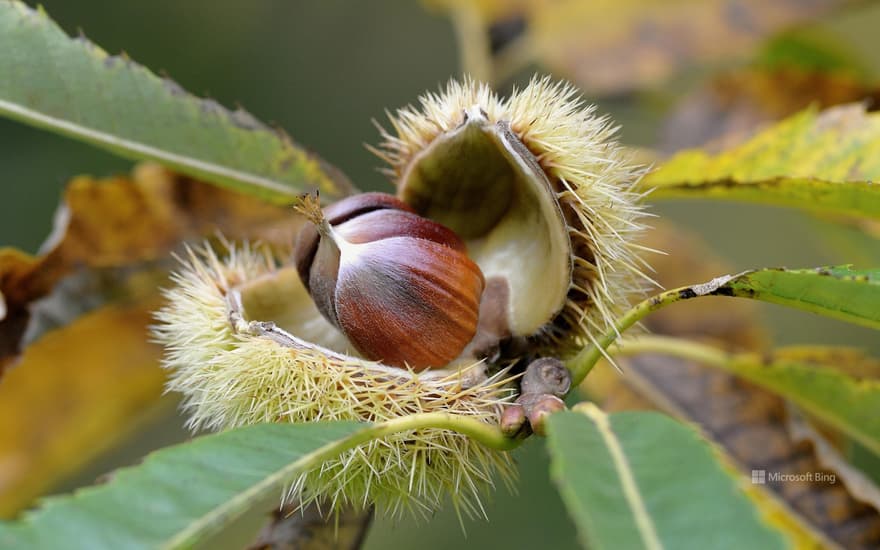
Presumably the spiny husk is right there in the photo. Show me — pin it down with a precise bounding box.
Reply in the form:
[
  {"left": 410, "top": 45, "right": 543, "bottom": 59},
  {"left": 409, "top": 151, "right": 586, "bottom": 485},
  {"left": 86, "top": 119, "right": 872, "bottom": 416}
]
[
  {"left": 152, "top": 244, "right": 516, "bottom": 519},
  {"left": 376, "top": 76, "right": 653, "bottom": 351}
]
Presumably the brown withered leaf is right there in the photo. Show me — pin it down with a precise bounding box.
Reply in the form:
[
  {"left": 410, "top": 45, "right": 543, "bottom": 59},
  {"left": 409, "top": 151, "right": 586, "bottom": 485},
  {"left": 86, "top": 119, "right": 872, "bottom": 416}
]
[
  {"left": 429, "top": 0, "right": 860, "bottom": 93},
  {"left": 788, "top": 409, "right": 880, "bottom": 512},
  {"left": 583, "top": 221, "right": 880, "bottom": 548},
  {"left": 0, "top": 163, "right": 303, "bottom": 374},
  {"left": 0, "top": 163, "right": 376, "bottom": 549},
  {"left": 0, "top": 164, "right": 309, "bottom": 516},
  {"left": 0, "top": 298, "right": 166, "bottom": 518},
  {"left": 662, "top": 67, "right": 880, "bottom": 153}
]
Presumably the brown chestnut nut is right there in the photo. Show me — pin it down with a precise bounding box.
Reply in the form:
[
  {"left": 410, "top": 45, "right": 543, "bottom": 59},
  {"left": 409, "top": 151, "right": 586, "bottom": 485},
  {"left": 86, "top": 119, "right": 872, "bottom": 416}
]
[{"left": 294, "top": 193, "right": 485, "bottom": 371}]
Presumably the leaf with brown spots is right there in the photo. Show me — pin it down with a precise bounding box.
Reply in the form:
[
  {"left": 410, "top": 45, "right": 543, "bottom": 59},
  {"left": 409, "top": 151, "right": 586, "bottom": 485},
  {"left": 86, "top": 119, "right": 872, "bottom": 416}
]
[{"left": 644, "top": 104, "right": 880, "bottom": 220}]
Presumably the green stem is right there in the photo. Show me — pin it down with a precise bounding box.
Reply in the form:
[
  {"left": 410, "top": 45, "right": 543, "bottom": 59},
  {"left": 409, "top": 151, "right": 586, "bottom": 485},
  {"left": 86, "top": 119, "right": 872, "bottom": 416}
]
[
  {"left": 612, "top": 335, "right": 733, "bottom": 369},
  {"left": 566, "top": 285, "right": 713, "bottom": 386},
  {"left": 362, "top": 411, "right": 522, "bottom": 451}
]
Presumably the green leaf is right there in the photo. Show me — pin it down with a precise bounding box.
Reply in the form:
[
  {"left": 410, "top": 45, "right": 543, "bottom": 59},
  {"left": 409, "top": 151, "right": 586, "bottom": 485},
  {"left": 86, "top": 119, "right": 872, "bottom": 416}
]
[
  {"left": 567, "top": 266, "right": 880, "bottom": 386},
  {"left": 715, "top": 266, "right": 880, "bottom": 330},
  {"left": 0, "top": 1, "right": 351, "bottom": 203},
  {"left": 642, "top": 104, "right": 880, "bottom": 219},
  {"left": 722, "top": 352, "right": 880, "bottom": 457},
  {"left": 616, "top": 337, "right": 880, "bottom": 458},
  {"left": 545, "top": 405, "right": 785, "bottom": 550},
  {"left": 754, "top": 28, "right": 870, "bottom": 77},
  {"left": 0, "top": 410, "right": 515, "bottom": 549},
  {"left": 0, "top": 421, "right": 365, "bottom": 549}
]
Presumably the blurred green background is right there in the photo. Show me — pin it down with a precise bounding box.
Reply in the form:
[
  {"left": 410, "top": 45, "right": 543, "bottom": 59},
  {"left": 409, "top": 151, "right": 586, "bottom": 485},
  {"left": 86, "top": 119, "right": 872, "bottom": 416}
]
[{"left": 2, "top": 1, "right": 879, "bottom": 548}]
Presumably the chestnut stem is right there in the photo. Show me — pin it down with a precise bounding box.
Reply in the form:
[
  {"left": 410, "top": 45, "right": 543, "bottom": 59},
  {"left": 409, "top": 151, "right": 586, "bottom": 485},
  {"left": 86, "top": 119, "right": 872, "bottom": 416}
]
[
  {"left": 566, "top": 276, "right": 738, "bottom": 386},
  {"left": 366, "top": 412, "right": 522, "bottom": 451}
]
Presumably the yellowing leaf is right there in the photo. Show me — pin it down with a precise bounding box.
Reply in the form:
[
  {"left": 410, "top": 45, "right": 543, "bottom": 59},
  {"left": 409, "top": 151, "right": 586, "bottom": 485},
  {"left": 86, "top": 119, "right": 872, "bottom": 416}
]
[
  {"left": 644, "top": 104, "right": 880, "bottom": 218},
  {"left": 772, "top": 346, "right": 880, "bottom": 378},
  {"left": 0, "top": 299, "right": 165, "bottom": 518},
  {"left": 0, "top": 163, "right": 304, "bottom": 374},
  {"left": 0, "top": 162, "right": 319, "bottom": 518}
]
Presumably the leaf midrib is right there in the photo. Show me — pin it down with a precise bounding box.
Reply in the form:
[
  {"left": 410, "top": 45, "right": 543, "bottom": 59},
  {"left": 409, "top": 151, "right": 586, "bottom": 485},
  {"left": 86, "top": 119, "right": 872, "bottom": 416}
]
[
  {"left": 0, "top": 99, "right": 296, "bottom": 198},
  {"left": 581, "top": 404, "right": 663, "bottom": 550}
]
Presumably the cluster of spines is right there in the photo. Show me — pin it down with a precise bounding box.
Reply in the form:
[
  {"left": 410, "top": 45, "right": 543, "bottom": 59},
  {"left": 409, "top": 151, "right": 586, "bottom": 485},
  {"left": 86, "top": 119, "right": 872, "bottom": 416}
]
[
  {"left": 375, "top": 76, "right": 655, "bottom": 351},
  {"left": 152, "top": 244, "right": 516, "bottom": 519}
]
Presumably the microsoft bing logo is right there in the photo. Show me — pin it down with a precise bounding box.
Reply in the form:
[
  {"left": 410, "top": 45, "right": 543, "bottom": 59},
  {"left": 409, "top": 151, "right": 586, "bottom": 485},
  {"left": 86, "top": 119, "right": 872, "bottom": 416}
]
[{"left": 749, "top": 469, "right": 836, "bottom": 484}]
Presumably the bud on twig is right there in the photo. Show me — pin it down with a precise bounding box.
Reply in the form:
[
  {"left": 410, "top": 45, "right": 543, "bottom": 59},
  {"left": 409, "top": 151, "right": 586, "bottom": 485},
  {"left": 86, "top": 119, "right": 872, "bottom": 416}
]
[
  {"left": 500, "top": 403, "right": 527, "bottom": 437},
  {"left": 514, "top": 357, "right": 571, "bottom": 435},
  {"left": 520, "top": 357, "right": 571, "bottom": 397}
]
